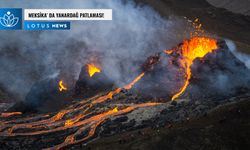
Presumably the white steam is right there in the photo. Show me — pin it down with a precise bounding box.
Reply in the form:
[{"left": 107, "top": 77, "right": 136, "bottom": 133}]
[
  {"left": 0, "top": 0, "right": 190, "bottom": 101},
  {"left": 225, "top": 39, "right": 250, "bottom": 69}
]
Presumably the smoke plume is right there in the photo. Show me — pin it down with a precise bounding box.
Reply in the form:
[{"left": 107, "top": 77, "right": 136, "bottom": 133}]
[
  {"left": 0, "top": 0, "right": 190, "bottom": 101},
  {"left": 226, "top": 39, "right": 250, "bottom": 69}
]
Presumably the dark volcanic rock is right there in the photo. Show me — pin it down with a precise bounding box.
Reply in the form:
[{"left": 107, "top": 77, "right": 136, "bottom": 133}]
[
  {"left": 74, "top": 65, "right": 114, "bottom": 99},
  {"left": 186, "top": 40, "right": 250, "bottom": 99},
  {"left": 8, "top": 78, "right": 72, "bottom": 113},
  {"left": 134, "top": 39, "right": 250, "bottom": 100}
]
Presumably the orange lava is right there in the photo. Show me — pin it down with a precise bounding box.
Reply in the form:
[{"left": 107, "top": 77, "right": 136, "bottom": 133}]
[
  {"left": 1, "top": 112, "right": 22, "bottom": 118},
  {"left": 92, "top": 72, "right": 145, "bottom": 104},
  {"left": 87, "top": 64, "right": 101, "bottom": 77},
  {"left": 59, "top": 80, "right": 67, "bottom": 92},
  {"left": 0, "top": 64, "right": 155, "bottom": 150},
  {"left": 52, "top": 111, "right": 68, "bottom": 121},
  {"left": 92, "top": 88, "right": 122, "bottom": 104},
  {"left": 48, "top": 103, "right": 160, "bottom": 150},
  {"left": 190, "top": 18, "right": 204, "bottom": 37},
  {"left": 171, "top": 37, "right": 218, "bottom": 100},
  {"left": 164, "top": 49, "right": 174, "bottom": 55},
  {"left": 124, "top": 72, "right": 145, "bottom": 90}
]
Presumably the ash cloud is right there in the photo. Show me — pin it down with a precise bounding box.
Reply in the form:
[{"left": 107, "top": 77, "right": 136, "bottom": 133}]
[{"left": 0, "top": 0, "right": 190, "bottom": 101}]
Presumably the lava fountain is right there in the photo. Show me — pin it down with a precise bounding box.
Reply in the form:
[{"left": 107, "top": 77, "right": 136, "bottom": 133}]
[{"left": 171, "top": 37, "right": 218, "bottom": 100}]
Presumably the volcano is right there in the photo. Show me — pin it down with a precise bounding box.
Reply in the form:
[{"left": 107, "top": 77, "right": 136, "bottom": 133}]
[
  {"left": 135, "top": 38, "right": 250, "bottom": 100},
  {"left": 0, "top": 37, "right": 250, "bottom": 149}
]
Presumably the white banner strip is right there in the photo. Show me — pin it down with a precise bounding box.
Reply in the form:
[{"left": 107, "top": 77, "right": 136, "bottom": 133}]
[{"left": 24, "top": 9, "right": 112, "bottom": 20}]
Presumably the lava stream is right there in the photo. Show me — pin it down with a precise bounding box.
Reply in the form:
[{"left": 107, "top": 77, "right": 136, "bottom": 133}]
[
  {"left": 92, "top": 72, "right": 145, "bottom": 104},
  {"left": 0, "top": 71, "right": 148, "bottom": 150},
  {"left": 47, "top": 102, "right": 160, "bottom": 150},
  {"left": 0, "top": 112, "right": 22, "bottom": 118},
  {"left": 171, "top": 37, "right": 218, "bottom": 100},
  {"left": 124, "top": 72, "right": 145, "bottom": 90},
  {"left": 1, "top": 72, "right": 146, "bottom": 135}
]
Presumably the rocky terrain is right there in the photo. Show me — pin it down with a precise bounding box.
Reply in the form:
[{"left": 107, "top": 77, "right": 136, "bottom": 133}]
[
  {"left": 0, "top": 38, "right": 250, "bottom": 149},
  {"left": 85, "top": 95, "right": 250, "bottom": 150},
  {"left": 1, "top": 89, "right": 249, "bottom": 149},
  {"left": 84, "top": 1, "right": 250, "bottom": 149},
  {"left": 207, "top": 0, "right": 250, "bottom": 16},
  {"left": 0, "top": 0, "right": 250, "bottom": 150}
]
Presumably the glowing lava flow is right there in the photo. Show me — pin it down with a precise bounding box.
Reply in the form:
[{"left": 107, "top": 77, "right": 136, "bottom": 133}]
[
  {"left": 87, "top": 64, "right": 101, "bottom": 77},
  {"left": 124, "top": 72, "right": 145, "bottom": 90},
  {"left": 0, "top": 71, "right": 149, "bottom": 150},
  {"left": 171, "top": 37, "right": 218, "bottom": 100},
  {"left": 47, "top": 103, "right": 160, "bottom": 150},
  {"left": 92, "top": 72, "right": 145, "bottom": 104},
  {"left": 58, "top": 80, "right": 67, "bottom": 92},
  {"left": 0, "top": 112, "right": 22, "bottom": 118}
]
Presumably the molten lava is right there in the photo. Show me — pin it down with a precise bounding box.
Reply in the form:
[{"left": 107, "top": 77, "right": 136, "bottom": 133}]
[
  {"left": 1, "top": 112, "right": 22, "bottom": 118},
  {"left": 164, "top": 49, "right": 174, "bottom": 55},
  {"left": 93, "top": 73, "right": 145, "bottom": 104},
  {"left": 171, "top": 37, "right": 218, "bottom": 100},
  {"left": 59, "top": 80, "right": 67, "bottom": 92},
  {"left": 0, "top": 25, "right": 219, "bottom": 149},
  {"left": 87, "top": 64, "right": 101, "bottom": 77},
  {"left": 124, "top": 72, "right": 145, "bottom": 90}
]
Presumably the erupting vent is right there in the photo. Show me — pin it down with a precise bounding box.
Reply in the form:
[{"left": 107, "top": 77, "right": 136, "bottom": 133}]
[
  {"left": 2, "top": 16, "right": 250, "bottom": 150},
  {"left": 87, "top": 64, "right": 101, "bottom": 77},
  {"left": 1, "top": 35, "right": 250, "bottom": 149},
  {"left": 171, "top": 37, "right": 218, "bottom": 100},
  {"left": 58, "top": 80, "right": 67, "bottom": 92}
]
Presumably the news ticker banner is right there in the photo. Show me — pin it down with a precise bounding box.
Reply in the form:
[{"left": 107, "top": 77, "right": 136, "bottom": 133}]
[{"left": 0, "top": 8, "right": 112, "bottom": 30}]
